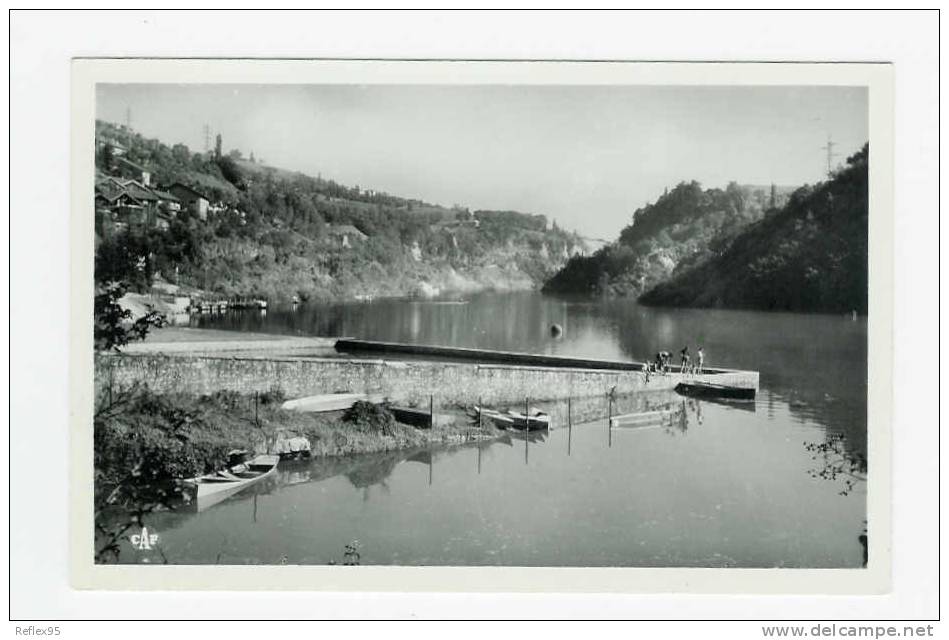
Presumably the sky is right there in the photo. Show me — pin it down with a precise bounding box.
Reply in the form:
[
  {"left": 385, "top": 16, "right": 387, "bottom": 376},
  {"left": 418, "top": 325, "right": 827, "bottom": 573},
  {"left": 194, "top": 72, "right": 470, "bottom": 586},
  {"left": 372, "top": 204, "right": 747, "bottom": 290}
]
[{"left": 97, "top": 84, "right": 868, "bottom": 240}]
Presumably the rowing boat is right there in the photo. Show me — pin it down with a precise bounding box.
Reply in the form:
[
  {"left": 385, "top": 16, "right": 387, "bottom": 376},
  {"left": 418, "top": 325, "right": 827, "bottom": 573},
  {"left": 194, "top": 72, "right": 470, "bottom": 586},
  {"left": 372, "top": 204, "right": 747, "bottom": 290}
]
[
  {"left": 472, "top": 406, "right": 515, "bottom": 429},
  {"left": 473, "top": 406, "right": 550, "bottom": 431},
  {"left": 389, "top": 406, "right": 455, "bottom": 429},
  {"left": 675, "top": 381, "right": 756, "bottom": 401},
  {"left": 184, "top": 453, "right": 280, "bottom": 511}
]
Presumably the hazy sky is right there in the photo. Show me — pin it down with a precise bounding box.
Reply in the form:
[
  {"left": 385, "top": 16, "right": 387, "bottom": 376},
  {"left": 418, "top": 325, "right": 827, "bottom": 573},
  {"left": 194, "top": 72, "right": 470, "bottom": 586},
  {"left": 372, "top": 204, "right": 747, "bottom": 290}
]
[{"left": 97, "top": 84, "right": 868, "bottom": 239}]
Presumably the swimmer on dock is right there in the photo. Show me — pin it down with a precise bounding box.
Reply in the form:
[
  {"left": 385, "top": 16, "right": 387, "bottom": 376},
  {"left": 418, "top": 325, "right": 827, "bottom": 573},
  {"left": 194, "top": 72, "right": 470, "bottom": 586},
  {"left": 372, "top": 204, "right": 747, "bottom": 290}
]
[{"left": 680, "top": 346, "right": 691, "bottom": 374}]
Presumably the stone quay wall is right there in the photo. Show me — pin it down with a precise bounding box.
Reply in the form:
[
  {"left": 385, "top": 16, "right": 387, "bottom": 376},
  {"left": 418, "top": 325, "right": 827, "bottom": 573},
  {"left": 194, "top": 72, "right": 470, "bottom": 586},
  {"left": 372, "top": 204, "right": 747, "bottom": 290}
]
[{"left": 95, "top": 352, "right": 759, "bottom": 407}]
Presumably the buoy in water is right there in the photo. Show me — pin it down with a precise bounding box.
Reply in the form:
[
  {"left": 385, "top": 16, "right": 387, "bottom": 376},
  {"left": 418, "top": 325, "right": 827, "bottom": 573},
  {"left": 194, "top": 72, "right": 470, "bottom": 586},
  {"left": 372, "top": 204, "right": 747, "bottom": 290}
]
[{"left": 550, "top": 323, "right": 563, "bottom": 338}]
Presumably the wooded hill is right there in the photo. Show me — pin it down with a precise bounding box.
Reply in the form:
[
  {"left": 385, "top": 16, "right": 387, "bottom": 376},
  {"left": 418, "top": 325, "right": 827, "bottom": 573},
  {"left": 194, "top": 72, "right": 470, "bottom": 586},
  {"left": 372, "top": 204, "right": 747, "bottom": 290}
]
[
  {"left": 640, "top": 144, "right": 869, "bottom": 313},
  {"left": 94, "top": 120, "right": 585, "bottom": 301},
  {"left": 543, "top": 181, "right": 795, "bottom": 298}
]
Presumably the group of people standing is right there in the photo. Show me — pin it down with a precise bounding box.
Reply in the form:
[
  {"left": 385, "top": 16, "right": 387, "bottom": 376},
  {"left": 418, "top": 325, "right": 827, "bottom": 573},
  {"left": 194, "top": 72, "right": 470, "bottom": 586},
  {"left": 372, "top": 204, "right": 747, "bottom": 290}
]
[{"left": 648, "top": 345, "right": 704, "bottom": 375}]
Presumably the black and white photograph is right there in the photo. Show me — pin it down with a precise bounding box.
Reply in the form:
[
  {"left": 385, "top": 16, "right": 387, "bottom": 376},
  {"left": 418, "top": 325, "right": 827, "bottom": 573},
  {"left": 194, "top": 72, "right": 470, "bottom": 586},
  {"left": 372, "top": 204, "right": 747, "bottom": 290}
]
[
  {"left": 11, "top": 7, "right": 944, "bottom": 627},
  {"left": 86, "top": 73, "right": 875, "bottom": 571}
]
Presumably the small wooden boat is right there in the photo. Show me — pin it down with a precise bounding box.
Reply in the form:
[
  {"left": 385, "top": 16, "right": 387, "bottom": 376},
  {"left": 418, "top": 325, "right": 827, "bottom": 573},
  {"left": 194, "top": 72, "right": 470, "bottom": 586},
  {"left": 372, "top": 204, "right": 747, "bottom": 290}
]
[
  {"left": 389, "top": 406, "right": 454, "bottom": 429},
  {"left": 473, "top": 406, "right": 550, "bottom": 431},
  {"left": 505, "top": 408, "right": 551, "bottom": 431},
  {"left": 281, "top": 392, "right": 384, "bottom": 413},
  {"left": 472, "top": 406, "right": 515, "bottom": 429},
  {"left": 675, "top": 381, "right": 756, "bottom": 401},
  {"left": 184, "top": 453, "right": 280, "bottom": 511}
]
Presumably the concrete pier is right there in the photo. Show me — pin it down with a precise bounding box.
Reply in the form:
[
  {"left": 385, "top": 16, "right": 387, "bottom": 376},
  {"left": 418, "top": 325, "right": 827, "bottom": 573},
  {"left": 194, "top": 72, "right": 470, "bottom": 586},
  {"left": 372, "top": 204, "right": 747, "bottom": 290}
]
[
  {"left": 334, "top": 338, "right": 736, "bottom": 375},
  {"left": 95, "top": 350, "right": 759, "bottom": 408}
]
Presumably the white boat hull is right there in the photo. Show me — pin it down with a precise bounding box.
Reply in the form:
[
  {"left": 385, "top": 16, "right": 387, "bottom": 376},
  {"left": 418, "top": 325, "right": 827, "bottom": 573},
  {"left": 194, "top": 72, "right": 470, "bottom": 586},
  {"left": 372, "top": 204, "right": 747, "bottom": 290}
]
[
  {"left": 185, "top": 454, "right": 279, "bottom": 511},
  {"left": 281, "top": 392, "right": 384, "bottom": 413}
]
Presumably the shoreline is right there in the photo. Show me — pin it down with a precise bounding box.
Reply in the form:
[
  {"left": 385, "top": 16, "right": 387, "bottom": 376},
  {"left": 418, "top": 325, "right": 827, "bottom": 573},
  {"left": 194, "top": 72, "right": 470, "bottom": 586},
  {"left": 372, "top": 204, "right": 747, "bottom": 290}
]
[{"left": 93, "top": 385, "right": 507, "bottom": 504}]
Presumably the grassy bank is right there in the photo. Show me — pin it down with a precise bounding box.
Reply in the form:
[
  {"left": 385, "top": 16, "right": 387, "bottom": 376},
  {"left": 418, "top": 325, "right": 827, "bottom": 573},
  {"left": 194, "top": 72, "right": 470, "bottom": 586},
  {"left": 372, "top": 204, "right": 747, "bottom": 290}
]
[{"left": 94, "top": 385, "right": 500, "bottom": 511}]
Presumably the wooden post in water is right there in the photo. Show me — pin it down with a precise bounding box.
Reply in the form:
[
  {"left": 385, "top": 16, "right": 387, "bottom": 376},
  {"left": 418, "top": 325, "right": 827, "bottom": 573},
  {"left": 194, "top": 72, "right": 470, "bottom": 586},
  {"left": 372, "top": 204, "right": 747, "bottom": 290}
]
[
  {"left": 430, "top": 394, "right": 434, "bottom": 430},
  {"left": 567, "top": 397, "right": 572, "bottom": 456},
  {"left": 524, "top": 396, "right": 530, "bottom": 465},
  {"left": 478, "top": 396, "right": 483, "bottom": 430},
  {"left": 607, "top": 391, "right": 613, "bottom": 448}
]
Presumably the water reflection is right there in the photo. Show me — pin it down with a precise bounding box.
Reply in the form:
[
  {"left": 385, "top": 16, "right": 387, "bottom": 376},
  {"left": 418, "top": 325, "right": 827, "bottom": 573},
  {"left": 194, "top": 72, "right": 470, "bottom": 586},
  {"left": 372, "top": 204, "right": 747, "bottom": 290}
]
[
  {"left": 196, "top": 291, "right": 865, "bottom": 446},
  {"left": 147, "top": 291, "right": 869, "bottom": 567},
  {"left": 102, "top": 388, "right": 866, "bottom": 567}
]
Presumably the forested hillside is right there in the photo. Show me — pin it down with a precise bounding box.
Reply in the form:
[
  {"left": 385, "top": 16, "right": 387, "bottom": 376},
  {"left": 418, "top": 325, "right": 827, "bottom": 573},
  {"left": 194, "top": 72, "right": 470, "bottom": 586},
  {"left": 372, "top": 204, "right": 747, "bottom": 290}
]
[
  {"left": 640, "top": 144, "right": 868, "bottom": 313},
  {"left": 94, "top": 120, "right": 584, "bottom": 301},
  {"left": 543, "top": 182, "right": 793, "bottom": 297}
]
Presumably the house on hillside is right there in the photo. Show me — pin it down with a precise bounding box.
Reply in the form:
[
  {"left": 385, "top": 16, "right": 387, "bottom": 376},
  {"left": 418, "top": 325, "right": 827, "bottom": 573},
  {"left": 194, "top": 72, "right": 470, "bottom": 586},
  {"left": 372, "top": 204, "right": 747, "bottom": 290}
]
[
  {"left": 94, "top": 177, "right": 182, "bottom": 235},
  {"left": 95, "top": 182, "right": 141, "bottom": 235},
  {"left": 327, "top": 224, "right": 367, "bottom": 249},
  {"left": 169, "top": 182, "right": 210, "bottom": 221},
  {"left": 149, "top": 187, "right": 181, "bottom": 215},
  {"left": 116, "top": 157, "right": 152, "bottom": 187}
]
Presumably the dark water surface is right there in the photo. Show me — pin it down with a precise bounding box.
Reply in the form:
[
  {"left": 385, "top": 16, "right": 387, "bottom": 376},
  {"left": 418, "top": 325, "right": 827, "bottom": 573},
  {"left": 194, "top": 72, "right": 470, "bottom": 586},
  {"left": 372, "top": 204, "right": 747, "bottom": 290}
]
[{"left": 123, "top": 292, "right": 868, "bottom": 567}]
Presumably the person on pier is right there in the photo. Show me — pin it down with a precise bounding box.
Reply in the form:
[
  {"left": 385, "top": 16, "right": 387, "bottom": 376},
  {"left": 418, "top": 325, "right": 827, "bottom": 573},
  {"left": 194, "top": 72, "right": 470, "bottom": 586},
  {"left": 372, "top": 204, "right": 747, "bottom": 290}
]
[
  {"left": 680, "top": 346, "right": 691, "bottom": 374},
  {"left": 655, "top": 351, "right": 671, "bottom": 374}
]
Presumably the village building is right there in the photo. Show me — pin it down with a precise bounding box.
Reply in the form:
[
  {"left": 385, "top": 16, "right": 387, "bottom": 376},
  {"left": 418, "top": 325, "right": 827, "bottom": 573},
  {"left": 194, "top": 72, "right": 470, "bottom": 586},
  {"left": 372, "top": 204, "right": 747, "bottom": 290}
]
[
  {"left": 116, "top": 156, "right": 152, "bottom": 187},
  {"left": 168, "top": 182, "right": 210, "bottom": 221},
  {"left": 94, "top": 175, "right": 182, "bottom": 236}
]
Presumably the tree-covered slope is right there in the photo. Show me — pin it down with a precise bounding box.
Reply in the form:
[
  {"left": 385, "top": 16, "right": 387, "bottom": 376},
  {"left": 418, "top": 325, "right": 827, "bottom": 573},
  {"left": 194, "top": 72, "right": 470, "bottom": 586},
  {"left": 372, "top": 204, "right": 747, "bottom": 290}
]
[
  {"left": 543, "top": 182, "right": 791, "bottom": 297},
  {"left": 95, "top": 120, "right": 584, "bottom": 301},
  {"left": 639, "top": 144, "right": 868, "bottom": 313}
]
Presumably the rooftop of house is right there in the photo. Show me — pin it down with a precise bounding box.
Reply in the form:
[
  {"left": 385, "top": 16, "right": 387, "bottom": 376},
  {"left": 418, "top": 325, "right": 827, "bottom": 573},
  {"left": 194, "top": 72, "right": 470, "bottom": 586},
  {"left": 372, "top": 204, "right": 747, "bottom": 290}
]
[
  {"left": 117, "top": 156, "right": 149, "bottom": 173},
  {"left": 169, "top": 182, "right": 211, "bottom": 201},
  {"left": 150, "top": 188, "right": 181, "bottom": 203},
  {"left": 95, "top": 175, "right": 180, "bottom": 204}
]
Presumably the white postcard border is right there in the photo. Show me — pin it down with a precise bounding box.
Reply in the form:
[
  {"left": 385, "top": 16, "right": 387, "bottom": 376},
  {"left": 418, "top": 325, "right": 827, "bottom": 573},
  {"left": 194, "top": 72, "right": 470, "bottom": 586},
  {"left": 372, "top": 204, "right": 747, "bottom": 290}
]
[{"left": 69, "top": 58, "right": 894, "bottom": 594}]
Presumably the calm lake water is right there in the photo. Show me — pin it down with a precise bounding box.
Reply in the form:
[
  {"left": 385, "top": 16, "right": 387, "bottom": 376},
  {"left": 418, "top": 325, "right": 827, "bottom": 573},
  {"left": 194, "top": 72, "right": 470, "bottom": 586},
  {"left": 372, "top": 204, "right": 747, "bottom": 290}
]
[{"left": 118, "top": 292, "right": 868, "bottom": 567}]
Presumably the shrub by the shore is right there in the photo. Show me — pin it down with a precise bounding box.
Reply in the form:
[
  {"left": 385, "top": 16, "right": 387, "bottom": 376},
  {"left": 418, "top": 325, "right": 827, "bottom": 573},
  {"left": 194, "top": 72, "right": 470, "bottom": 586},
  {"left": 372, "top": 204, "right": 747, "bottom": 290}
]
[{"left": 94, "top": 385, "right": 497, "bottom": 507}]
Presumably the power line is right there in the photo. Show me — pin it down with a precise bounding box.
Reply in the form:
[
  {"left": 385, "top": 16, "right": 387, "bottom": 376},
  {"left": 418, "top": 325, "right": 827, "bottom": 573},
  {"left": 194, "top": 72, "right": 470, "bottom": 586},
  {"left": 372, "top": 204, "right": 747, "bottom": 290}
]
[{"left": 820, "top": 135, "right": 839, "bottom": 178}]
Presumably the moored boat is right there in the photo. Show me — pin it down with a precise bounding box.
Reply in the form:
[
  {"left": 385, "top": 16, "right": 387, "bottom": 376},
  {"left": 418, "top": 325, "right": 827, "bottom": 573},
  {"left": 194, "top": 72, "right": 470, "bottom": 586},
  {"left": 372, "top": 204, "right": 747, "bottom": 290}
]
[
  {"left": 389, "top": 406, "right": 454, "bottom": 429},
  {"left": 473, "top": 406, "right": 550, "bottom": 431},
  {"left": 675, "top": 381, "right": 756, "bottom": 401},
  {"left": 505, "top": 407, "right": 551, "bottom": 430},
  {"left": 471, "top": 406, "right": 515, "bottom": 429},
  {"left": 184, "top": 452, "right": 280, "bottom": 511}
]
